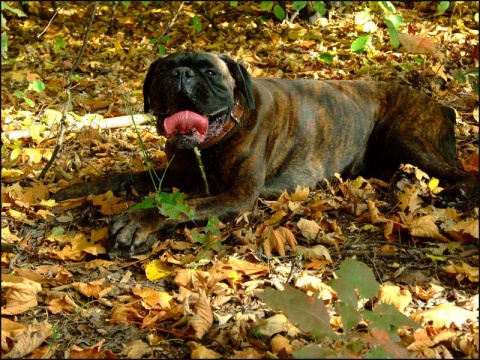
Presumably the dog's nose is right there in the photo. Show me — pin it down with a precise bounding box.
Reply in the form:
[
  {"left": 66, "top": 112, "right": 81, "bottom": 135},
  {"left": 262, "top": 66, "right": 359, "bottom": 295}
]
[
  {"left": 173, "top": 67, "right": 194, "bottom": 78},
  {"left": 173, "top": 67, "right": 195, "bottom": 92}
]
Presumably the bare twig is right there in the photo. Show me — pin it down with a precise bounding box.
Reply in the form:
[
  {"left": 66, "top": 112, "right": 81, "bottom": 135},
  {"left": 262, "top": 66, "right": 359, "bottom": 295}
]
[
  {"left": 157, "top": 1, "right": 185, "bottom": 41},
  {"left": 39, "top": 1, "right": 99, "bottom": 180},
  {"left": 37, "top": 5, "right": 62, "bottom": 38}
]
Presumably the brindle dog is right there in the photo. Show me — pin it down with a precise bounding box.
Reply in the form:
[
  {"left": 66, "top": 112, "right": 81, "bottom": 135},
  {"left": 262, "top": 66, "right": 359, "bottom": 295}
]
[{"left": 54, "top": 52, "right": 478, "bottom": 258}]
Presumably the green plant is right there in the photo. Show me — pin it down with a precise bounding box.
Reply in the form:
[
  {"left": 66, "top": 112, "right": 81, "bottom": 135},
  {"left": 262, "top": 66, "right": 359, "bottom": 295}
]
[
  {"left": 15, "top": 80, "right": 46, "bottom": 108},
  {"left": 454, "top": 67, "right": 479, "bottom": 94},
  {"left": 258, "top": 258, "right": 420, "bottom": 358},
  {"left": 190, "top": 216, "right": 222, "bottom": 259},
  {"left": 351, "top": 1, "right": 403, "bottom": 54},
  {"left": 1, "top": 1, "right": 27, "bottom": 59}
]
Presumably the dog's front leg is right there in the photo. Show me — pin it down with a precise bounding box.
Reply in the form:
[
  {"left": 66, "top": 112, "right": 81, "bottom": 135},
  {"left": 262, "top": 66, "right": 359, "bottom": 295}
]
[{"left": 106, "top": 175, "right": 264, "bottom": 259}]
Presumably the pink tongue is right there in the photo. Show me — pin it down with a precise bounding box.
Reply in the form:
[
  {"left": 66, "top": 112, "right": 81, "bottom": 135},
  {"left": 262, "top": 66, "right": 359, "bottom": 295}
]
[{"left": 164, "top": 111, "right": 209, "bottom": 136}]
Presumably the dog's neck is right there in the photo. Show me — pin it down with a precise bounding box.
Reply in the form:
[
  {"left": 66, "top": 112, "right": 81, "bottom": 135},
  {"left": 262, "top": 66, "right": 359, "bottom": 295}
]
[{"left": 198, "top": 91, "right": 245, "bottom": 150}]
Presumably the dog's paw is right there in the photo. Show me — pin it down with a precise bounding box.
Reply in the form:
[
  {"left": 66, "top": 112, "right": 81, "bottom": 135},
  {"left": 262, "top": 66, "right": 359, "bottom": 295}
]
[
  {"left": 106, "top": 208, "right": 164, "bottom": 259},
  {"left": 436, "top": 187, "right": 467, "bottom": 208}
]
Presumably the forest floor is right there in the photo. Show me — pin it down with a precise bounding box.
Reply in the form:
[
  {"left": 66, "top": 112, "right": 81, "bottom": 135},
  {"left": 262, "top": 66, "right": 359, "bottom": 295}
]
[{"left": 1, "top": 2, "right": 479, "bottom": 358}]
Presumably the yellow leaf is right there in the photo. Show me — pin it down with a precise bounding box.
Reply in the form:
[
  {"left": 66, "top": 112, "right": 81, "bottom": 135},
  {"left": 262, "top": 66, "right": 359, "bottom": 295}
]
[
  {"left": 145, "top": 259, "right": 173, "bottom": 281},
  {"left": 297, "top": 218, "right": 321, "bottom": 241},
  {"left": 1, "top": 169, "right": 24, "bottom": 178},
  {"left": 10, "top": 147, "right": 21, "bottom": 161},
  {"left": 378, "top": 284, "right": 412, "bottom": 312},
  {"left": 91, "top": 227, "right": 108, "bottom": 242},
  {"left": 29, "top": 124, "right": 47, "bottom": 143},
  {"left": 428, "top": 177, "right": 439, "bottom": 191},
  {"left": 410, "top": 215, "right": 450, "bottom": 242},
  {"left": 39, "top": 199, "right": 56, "bottom": 207},
  {"left": 132, "top": 285, "right": 173, "bottom": 309},
  {"left": 2, "top": 278, "right": 42, "bottom": 315},
  {"left": 411, "top": 303, "right": 477, "bottom": 329}
]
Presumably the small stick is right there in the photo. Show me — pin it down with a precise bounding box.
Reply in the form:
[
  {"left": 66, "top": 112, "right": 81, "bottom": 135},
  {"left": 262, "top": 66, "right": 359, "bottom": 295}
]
[{"left": 193, "top": 146, "right": 210, "bottom": 196}]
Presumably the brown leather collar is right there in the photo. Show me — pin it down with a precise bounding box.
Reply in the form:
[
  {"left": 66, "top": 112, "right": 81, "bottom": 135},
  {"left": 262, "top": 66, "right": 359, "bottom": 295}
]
[{"left": 197, "top": 94, "right": 244, "bottom": 150}]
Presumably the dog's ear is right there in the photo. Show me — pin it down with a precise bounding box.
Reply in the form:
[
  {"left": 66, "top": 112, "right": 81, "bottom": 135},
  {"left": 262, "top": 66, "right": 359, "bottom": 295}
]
[
  {"left": 143, "top": 59, "right": 160, "bottom": 113},
  {"left": 218, "top": 55, "right": 256, "bottom": 110}
]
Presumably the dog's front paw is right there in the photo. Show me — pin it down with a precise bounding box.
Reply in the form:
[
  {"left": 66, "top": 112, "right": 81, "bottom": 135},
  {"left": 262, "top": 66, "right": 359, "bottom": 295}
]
[
  {"left": 436, "top": 187, "right": 467, "bottom": 209},
  {"left": 106, "top": 208, "right": 164, "bottom": 259}
]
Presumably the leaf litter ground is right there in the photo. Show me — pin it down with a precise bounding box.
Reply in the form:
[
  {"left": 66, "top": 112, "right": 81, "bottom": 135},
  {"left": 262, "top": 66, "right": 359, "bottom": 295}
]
[{"left": 1, "top": 2, "right": 479, "bottom": 359}]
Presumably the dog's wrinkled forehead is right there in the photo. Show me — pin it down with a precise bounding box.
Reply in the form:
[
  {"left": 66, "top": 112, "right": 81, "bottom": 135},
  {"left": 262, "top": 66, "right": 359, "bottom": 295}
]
[{"left": 159, "top": 52, "right": 235, "bottom": 87}]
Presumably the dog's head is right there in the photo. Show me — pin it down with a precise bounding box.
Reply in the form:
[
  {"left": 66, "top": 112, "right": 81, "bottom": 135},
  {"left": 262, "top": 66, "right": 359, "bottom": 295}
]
[{"left": 143, "top": 52, "right": 255, "bottom": 149}]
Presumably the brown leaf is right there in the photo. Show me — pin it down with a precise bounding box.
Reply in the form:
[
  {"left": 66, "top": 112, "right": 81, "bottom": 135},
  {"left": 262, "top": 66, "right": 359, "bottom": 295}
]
[
  {"left": 409, "top": 215, "right": 450, "bottom": 242},
  {"left": 398, "top": 33, "right": 437, "bottom": 54},
  {"left": 270, "top": 333, "right": 293, "bottom": 356},
  {"left": 119, "top": 340, "right": 151, "bottom": 359},
  {"left": 5, "top": 320, "right": 52, "bottom": 358},
  {"left": 2, "top": 278, "right": 42, "bottom": 315},
  {"left": 72, "top": 278, "right": 113, "bottom": 299},
  {"left": 190, "top": 289, "right": 213, "bottom": 339},
  {"left": 411, "top": 303, "right": 478, "bottom": 329},
  {"left": 132, "top": 285, "right": 174, "bottom": 309},
  {"left": 378, "top": 284, "right": 412, "bottom": 312},
  {"left": 187, "top": 341, "right": 222, "bottom": 358}
]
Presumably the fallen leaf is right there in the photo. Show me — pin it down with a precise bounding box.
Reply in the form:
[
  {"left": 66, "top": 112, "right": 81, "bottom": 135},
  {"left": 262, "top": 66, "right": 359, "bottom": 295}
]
[
  {"left": 411, "top": 303, "right": 478, "bottom": 329},
  {"left": 2, "top": 278, "right": 42, "bottom": 315}
]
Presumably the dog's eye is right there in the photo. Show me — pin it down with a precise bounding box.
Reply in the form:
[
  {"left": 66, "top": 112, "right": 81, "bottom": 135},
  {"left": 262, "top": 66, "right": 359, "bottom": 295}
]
[{"left": 205, "top": 69, "right": 216, "bottom": 76}]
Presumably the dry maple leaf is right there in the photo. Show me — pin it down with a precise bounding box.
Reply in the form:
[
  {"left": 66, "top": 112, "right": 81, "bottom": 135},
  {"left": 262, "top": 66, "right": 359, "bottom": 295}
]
[
  {"left": 411, "top": 303, "right": 478, "bottom": 329},
  {"left": 409, "top": 215, "right": 450, "bottom": 242},
  {"left": 377, "top": 284, "right": 412, "bottom": 312},
  {"left": 398, "top": 33, "right": 437, "bottom": 54},
  {"left": 1, "top": 278, "right": 42, "bottom": 315},
  {"left": 190, "top": 289, "right": 213, "bottom": 339},
  {"left": 4, "top": 320, "right": 53, "bottom": 359}
]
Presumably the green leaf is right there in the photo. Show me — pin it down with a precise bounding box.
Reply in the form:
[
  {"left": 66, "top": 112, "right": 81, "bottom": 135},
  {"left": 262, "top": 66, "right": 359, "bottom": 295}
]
[
  {"left": 273, "top": 5, "right": 285, "bottom": 20},
  {"left": 379, "top": 1, "right": 396, "bottom": 14},
  {"left": 257, "top": 285, "right": 337, "bottom": 339},
  {"left": 204, "top": 216, "right": 221, "bottom": 236},
  {"left": 192, "top": 15, "right": 202, "bottom": 32},
  {"left": 293, "top": 344, "right": 337, "bottom": 359},
  {"left": 260, "top": 1, "right": 273, "bottom": 11},
  {"left": 2, "top": 13, "right": 9, "bottom": 30},
  {"left": 388, "top": 27, "right": 399, "bottom": 48},
  {"left": 25, "top": 98, "right": 35, "bottom": 107},
  {"left": 149, "top": 38, "right": 158, "bottom": 44},
  {"left": 413, "top": 56, "right": 424, "bottom": 65},
  {"left": 437, "top": 1, "right": 450, "bottom": 11},
  {"left": 160, "top": 35, "right": 171, "bottom": 42},
  {"left": 121, "top": 1, "right": 131, "bottom": 9},
  {"left": 335, "top": 301, "right": 362, "bottom": 334},
  {"left": 141, "top": 1, "right": 150, "bottom": 6},
  {"left": 350, "top": 35, "right": 371, "bottom": 54},
  {"left": 158, "top": 44, "right": 166, "bottom": 55},
  {"left": 189, "top": 228, "right": 205, "bottom": 244},
  {"left": 1, "top": 31, "right": 7, "bottom": 59},
  {"left": 132, "top": 197, "right": 156, "bottom": 210},
  {"left": 53, "top": 38, "right": 67, "bottom": 53},
  {"left": 15, "top": 89, "right": 24, "bottom": 99},
  {"left": 355, "top": 10, "right": 371, "bottom": 25},
  {"left": 156, "top": 190, "right": 195, "bottom": 220},
  {"left": 292, "top": 1, "right": 307, "bottom": 11},
  {"left": 1, "top": 2, "right": 27, "bottom": 17},
  {"left": 319, "top": 52, "right": 333, "bottom": 64},
  {"left": 363, "top": 346, "right": 392, "bottom": 359},
  {"left": 29, "top": 80, "right": 46, "bottom": 93},
  {"left": 383, "top": 14, "right": 402, "bottom": 30},
  {"left": 230, "top": 1, "right": 238, "bottom": 6},
  {"left": 330, "top": 258, "right": 380, "bottom": 308},
  {"left": 363, "top": 303, "right": 420, "bottom": 340},
  {"left": 313, "top": 1, "right": 326, "bottom": 15}
]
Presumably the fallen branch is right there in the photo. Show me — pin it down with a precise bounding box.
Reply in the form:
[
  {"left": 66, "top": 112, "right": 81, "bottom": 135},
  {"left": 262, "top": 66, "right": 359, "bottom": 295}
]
[
  {"left": 3, "top": 114, "right": 153, "bottom": 140},
  {"left": 39, "top": 1, "right": 98, "bottom": 180}
]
